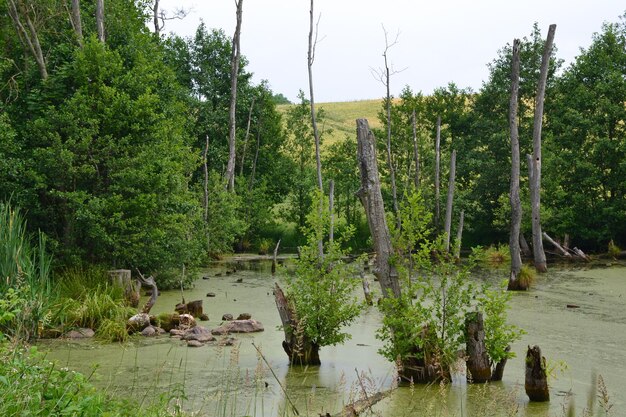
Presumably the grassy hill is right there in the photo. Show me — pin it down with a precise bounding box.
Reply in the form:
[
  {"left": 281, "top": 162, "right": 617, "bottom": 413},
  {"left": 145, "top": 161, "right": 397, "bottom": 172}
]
[{"left": 278, "top": 99, "right": 384, "bottom": 148}]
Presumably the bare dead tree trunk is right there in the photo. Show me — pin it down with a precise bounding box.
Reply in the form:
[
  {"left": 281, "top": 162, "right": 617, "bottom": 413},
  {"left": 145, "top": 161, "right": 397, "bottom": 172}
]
[
  {"left": 383, "top": 43, "right": 399, "bottom": 229},
  {"left": 465, "top": 312, "right": 491, "bottom": 383},
  {"left": 153, "top": 0, "right": 160, "bottom": 35},
  {"left": 444, "top": 149, "right": 456, "bottom": 252},
  {"left": 454, "top": 210, "right": 464, "bottom": 260},
  {"left": 520, "top": 232, "right": 532, "bottom": 258},
  {"left": 529, "top": 24, "right": 556, "bottom": 273},
  {"left": 7, "top": 0, "right": 48, "bottom": 79},
  {"left": 411, "top": 109, "right": 420, "bottom": 189},
  {"left": 356, "top": 119, "right": 401, "bottom": 298},
  {"left": 360, "top": 272, "right": 373, "bottom": 305},
  {"left": 271, "top": 239, "right": 281, "bottom": 275},
  {"left": 136, "top": 269, "right": 158, "bottom": 314},
  {"left": 307, "top": 0, "right": 324, "bottom": 261},
  {"left": 70, "top": 0, "right": 83, "bottom": 47},
  {"left": 202, "top": 135, "right": 209, "bottom": 222},
  {"left": 248, "top": 122, "right": 261, "bottom": 192},
  {"left": 239, "top": 98, "right": 255, "bottom": 176},
  {"left": 508, "top": 39, "right": 525, "bottom": 291},
  {"left": 543, "top": 232, "right": 571, "bottom": 258},
  {"left": 329, "top": 179, "right": 335, "bottom": 244},
  {"left": 525, "top": 345, "right": 550, "bottom": 402},
  {"left": 491, "top": 345, "right": 511, "bottom": 381},
  {"left": 96, "top": 0, "right": 105, "bottom": 43},
  {"left": 225, "top": 0, "right": 243, "bottom": 192},
  {"left": 434, "top": 116, "right": 441, "bottom": 231}
]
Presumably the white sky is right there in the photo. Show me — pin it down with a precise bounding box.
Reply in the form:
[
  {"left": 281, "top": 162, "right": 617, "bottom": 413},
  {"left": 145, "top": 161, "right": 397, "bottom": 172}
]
[{"left": 158, "top": 0, "right": 625, "bottom": 103}]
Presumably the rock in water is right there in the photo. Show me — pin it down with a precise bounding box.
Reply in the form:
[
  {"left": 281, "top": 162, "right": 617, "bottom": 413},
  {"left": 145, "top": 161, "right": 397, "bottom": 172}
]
[
  {"left": 182, "top": 326, "right": 216, "bottom": 343},
  {"left": 141, "top": 326, "right": 157, "bottom": 337},
  {"left": 64, "top": 328, "right": 95, "bottom": 339},
  {"left": 128, "top": 313, "right": 151, "bottom": 332},
  {"left": 237, "top": 313, "right": 252, "bottom": 320},
  {"left": 211, "top": 319, "right": 264, "bottom": 335},
  {"left": 187, "top": 340, "right": 204, "bottom": 347},
  {"left": 222, "top": 313, "right": 234, "bottom": 321}
]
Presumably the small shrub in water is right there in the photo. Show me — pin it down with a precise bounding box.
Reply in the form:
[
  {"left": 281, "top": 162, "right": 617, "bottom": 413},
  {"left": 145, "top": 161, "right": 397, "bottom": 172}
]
[{"left": 519, "top": 265, "right": 536, "bottom": 289}]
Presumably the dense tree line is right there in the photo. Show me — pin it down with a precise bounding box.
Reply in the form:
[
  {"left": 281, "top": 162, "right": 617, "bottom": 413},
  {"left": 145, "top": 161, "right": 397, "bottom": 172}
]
[{"left": 1, "top": 1, "right": 624, "bottom": 285}]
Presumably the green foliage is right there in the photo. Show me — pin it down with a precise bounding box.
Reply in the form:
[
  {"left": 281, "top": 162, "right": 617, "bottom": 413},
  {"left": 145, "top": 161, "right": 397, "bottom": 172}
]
[
  {"left": 477, "top": 280, "right": 525, "bottom": 363},
  {"left": 284, "top": 191, "right": 362, "bottom": 348},
  {"left": 377, "top": 190, "right": 522, "bottom": 375},
  {"left": 608, "top": 240, "right": 621, "bottom": 258},
  {"left": 0, "top": 203, "right": 53, "bottom": 341},
  {"left": 478, "top": 244, "right": 512, "bottom": 267}
]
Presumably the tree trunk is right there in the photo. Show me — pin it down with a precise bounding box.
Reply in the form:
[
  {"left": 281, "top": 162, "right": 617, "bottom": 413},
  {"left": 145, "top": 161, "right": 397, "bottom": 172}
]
[
  {"left": 271, "top": 239, "right": 281, "bottom": 275},
  {"left": 96, "top": 0, "right": 105, "bottom": 43},
  {"left": 411, "top": 109, "right": 420, "bottom": 189},
  {"left": 108, "top": 269, "right": 139, "bottom": 307},
  {"left": 490, "top": 345, "right": 511, "bottom": 382},
  {"left": 225, "top": 0, "right": 243, "bottom": 192},
  {"left": 525, "top": 345, "right": 550, "bottom": 402},
  {"left": 454, "top": 210, "right": 464, "bottom": 260},
  {"left": 7, "top": 0, "right": 48, "bottom": 79},
  {"left": 384, "top": 66, "right": 399, "bottom": 229},
  {"left": 274, "top": 283, "right": 320, "bottom": 365},
  {"left": 70, "top": 0, "right": 83, "bottom": 47},
  {"left": 307, "top": 0, "right": 324, "bottom": 262},
  {"left": 239, "top": 98, "right": 255, "bottom": 176},
  {"left": 329, "top": 179, "right": 335, "bottom": 243},
  {"left": 529, "top": 24, "right": 556, "bottom": 273},
  {"left": 444, "top": 149, "right": 456, "bottom": 252},
  {"left": 465, "top": 312, "right": 491, "bottom": 383},
  {"left": 434, "top": 116, "right": 441, "bottom": 231},
  {"left": 543, "top": 232, "right": 571, "bottom": 257},
  {"left": 153, "top": 0, "right": 160, "bottom": 35},
  {"left": 202, "top": 135, "right": 209, "bottom": 222},
  {"left": 508, "top": 38, "right": 524, "bottom": 291},
  {"left": 520, "top": 232, "right": 532, "bottom": 258},
  {"left": 136, "top": 270, "right": 158, "bottom": 314},
  {"left": 361, "top": 272, "right": 373, "bottom": 306},
  {"left": 356, "top": 119, "right": 401, "bottom": 299}
]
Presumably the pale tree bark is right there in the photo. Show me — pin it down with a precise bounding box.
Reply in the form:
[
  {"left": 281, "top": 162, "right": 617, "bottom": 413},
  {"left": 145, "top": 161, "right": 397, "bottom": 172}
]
[
  {"left": 239, "top": 98, "right": 255, "bottom": 176},
  {"left": 444, "top": 149, "right": 456, "bottom": 252},
  {"left": 329, "top": 179, "right": 335, "bottom": 244},
  {"left": 454, "top": 210, "right": 464, "bottom": 260},
  {"left": 7, "top": 0, "right": 48, "bottom": 79},
  {"left": 411, "top": 109, "right": 420, "bottom": 189},
  {"left": 96, "top": 0, "right": 105, "bottom": 43},
  {"left": 356, "top": 119, "right": 401, "bottom": 299},
  {"left": 508, "top": 38, "right": 524, "bottom": 290},
  {"left": 529, "top": 24, "right": 556, "bottom": 273},
  {"left": 202, "top": 135, "right": 209, "bottom": 222},
  {"left": 225, "top": 0, "right": 243, "bottom": 192},
  {"left": 70, "top": 0, "right": 83, "bottom": 47},
  {"left": 307, "top": 0, "right": 324, "bottom": 261},
  {"left": 434, "top": 116, "right": 441, "bottom": 230},
  {"left": 153, "top": 0, "right": 160, "bottom": 35}
]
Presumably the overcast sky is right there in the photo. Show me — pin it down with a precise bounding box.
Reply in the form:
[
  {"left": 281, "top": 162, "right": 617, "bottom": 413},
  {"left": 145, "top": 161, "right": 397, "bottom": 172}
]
[{"left": 158, "top": 0, "right": 624, "bottom": 103}]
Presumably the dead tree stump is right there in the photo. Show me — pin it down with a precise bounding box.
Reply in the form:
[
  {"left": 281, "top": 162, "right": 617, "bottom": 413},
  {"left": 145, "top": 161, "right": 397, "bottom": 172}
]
[
  {"left": 465, "top": 312, "right": 492, "bottom": 383},
  {"left": 109, "top": 269, "right": 139, "bottom": 307},
  {"left": 274, "top": 283, "right": 320, "bottom": 365},
  {"left": 525, "top": 345, "right": 549, "bottom": 402}
]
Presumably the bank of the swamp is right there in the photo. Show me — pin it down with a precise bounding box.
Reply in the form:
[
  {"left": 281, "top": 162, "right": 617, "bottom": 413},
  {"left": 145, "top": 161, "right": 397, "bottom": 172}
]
[{"left": 36, "top": 260, "right": 626, "bottom": 416}]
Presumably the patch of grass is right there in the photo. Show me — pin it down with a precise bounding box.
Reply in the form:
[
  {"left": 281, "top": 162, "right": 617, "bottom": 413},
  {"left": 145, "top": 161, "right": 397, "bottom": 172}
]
[
  {"left": 518, "top": 265, "right": 536, "bottom": 289},
  {"left": 278, "top": 99, "right": 384, "bottom": 148},
  {"left": 608, "top": 240, "right": 621, "bottom": 259},
  {"left": 97, "top": 318, "right": 129, "bottom": 343},
  {"left": 482, "top": 244, "right": 511, "bottom": 267}
]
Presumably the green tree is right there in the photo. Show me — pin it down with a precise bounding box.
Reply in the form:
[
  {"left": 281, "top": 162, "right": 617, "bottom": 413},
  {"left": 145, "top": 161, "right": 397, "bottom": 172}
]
[{"left": 545, "top": 15, "right": 626, "bottom": 247}]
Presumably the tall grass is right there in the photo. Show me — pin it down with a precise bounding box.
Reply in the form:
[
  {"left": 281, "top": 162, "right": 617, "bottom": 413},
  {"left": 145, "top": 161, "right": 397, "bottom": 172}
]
[{"left": 0, "top": 203, "right": 53, "bottom": 341}]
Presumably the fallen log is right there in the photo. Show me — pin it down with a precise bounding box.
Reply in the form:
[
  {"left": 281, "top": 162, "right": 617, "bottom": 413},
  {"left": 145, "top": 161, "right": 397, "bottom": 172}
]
[
  {"left": 331, "top": 390, "right": 392, "bottom": 417},
  {"left": 542, "top": 232, "right": 571, "bottom": 257}
]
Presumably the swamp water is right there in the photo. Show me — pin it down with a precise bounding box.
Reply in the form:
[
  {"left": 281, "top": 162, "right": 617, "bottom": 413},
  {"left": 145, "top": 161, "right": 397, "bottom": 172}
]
[{"left": 40, "top": 260, "right": 626, "bottom": 416}]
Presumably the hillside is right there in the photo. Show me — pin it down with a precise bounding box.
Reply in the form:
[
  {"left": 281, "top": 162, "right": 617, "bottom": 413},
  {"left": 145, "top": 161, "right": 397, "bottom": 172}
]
[{"left": 278, "top": 99, "right": 384, "bottom": 147}]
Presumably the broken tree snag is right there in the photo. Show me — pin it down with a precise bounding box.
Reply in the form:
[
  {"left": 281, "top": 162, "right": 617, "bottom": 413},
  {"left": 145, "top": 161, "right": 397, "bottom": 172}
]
[
  {"left": 356, "top": 119, "right": 401, "bottom": 299},
  {"left": 525, "top": 345, "right": 549, "bottom": 402},
  {"left": 136, "top": 269, "right": 158, "bottom": 314},
  {"left": 509, "top": 38, "right": 524, "bottom": 291},
  {"left": 96, "top": 0, "right": 105, "bottom": 43},
  {"left": 434, "top": 115, "right": 441, "bottom": 231},
  {"left": 271, "top": 238, "right": 281, "bottom": 275},
  {"left": 360, "top": 271, "right": 373, "bottom": 306},
  {"left": 529, "top": 24, "right": 556, "bottom": 274},
  {"left": 454, "top": 210, "right": 465, "bottom": 260},
  {"left": 465, "top": 312, "right": 491, "bottom": 383},
  {"left": 542, "top": 232, "right": 571, "bottom": 258},
  {"left": 491, "top": 345, "right": 511, "bottom": 382},
  {"left": 225, "top": 0, "right": 243, "bottom": 192},
  {"left": 274, "top": 283, "right": 320, "bottom": 365},
  {"left": 108, "top": 269, "right": 139, "bottom": 307},
  {"left": 398, "top": 325, "right": 445, "bottom": 384}
]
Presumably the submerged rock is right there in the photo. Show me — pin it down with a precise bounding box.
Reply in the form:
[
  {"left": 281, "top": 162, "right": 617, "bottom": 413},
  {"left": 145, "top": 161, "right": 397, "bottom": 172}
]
[
  {"left": 182, "top": 326, "right": 216, "bottom": 343},
  {"left": 211, "top": 319, "right": 264, "bottom": 335},
  {"left": 222, "top": 313, "right": 234, "bottom": 321},
  {"left": 218, "top": 336, "right": 237, "bottom": 346},
  {"left": 236, "top": 313, "right": 251, "bottom": 320},
  {"left": 64, "top": 328, "right": 95, "bottom": 339},
  {"left": 187, "top": 340, "right": 204, "bottom": 347}
]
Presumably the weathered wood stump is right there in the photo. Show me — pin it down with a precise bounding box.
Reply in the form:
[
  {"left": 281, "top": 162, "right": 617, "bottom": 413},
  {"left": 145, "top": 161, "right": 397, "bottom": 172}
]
[
  {"left": 175, "top": 300, "right": 203, "bottom": 317},
  {"left": 465, "top": 312, "right": 492, "bottom": 383},
  {"left": 109, "top": 269, "right": 139, "bottom": 307},
  {"left": 525, "top": 345, "right": 549, "bottom": 402},
  {"left": 274, "top": 283, "right": 320, "bottom": 365},
  {"left": 490, "top": 345, "right": 511, "bottom": 381},
  {"left": 398, "top": 326, "right": 446, "bottom": 384}
]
